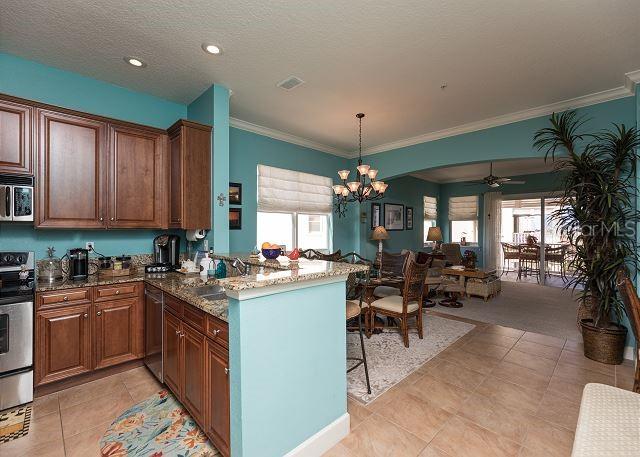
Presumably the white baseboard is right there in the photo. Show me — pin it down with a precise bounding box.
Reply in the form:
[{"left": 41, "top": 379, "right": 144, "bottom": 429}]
[
  {"left": 284, "top": 413, "right": 350, "bottom": 457},
  {"left": 623, "top": 345, "right": 636, "bottom": 361}
]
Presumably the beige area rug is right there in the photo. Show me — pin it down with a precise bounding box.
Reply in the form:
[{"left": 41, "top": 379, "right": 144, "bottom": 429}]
[
  {"left": 434, "top": 280, "right": 582, "bottom": 341},
  {"left": 347, "top": 315, "right": 475, "bottom": 404}
]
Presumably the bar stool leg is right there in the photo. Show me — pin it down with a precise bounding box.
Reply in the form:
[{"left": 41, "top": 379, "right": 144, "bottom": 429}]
[{"left": 358, "top": 312, "right": 371, "bottom": 394}]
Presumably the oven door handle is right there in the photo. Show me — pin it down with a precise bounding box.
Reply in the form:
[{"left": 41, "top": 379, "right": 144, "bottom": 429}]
[{"left": 4, "top": 186, "right": 11, "bottom": 218}]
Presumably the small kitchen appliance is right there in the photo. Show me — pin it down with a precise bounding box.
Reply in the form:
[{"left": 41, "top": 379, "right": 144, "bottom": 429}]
[
  {"left": 151, "top": 234, "right": 180, "bottom": 270},
  {"left": 0, "top": 251, "right": 35, "bottom": 410},
  {"left": 38, "top": 246, "right": 63, "bottom": 283},
  {"left": 67, "top": 248, "right": 89, "bottom": 280},
  {"left": 0, "top": 174, "right": 34, "bottom": 222}
]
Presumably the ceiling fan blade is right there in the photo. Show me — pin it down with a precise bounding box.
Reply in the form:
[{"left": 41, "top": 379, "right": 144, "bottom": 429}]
[
  {"left": 495, "top": 177, "right": 511, "bottom": 183},
  {"left": 502, "top": 180, "right": 526, "bottom": 185},
  {"left": 465, "top": 180, "right": 487, "bottom": 186}
]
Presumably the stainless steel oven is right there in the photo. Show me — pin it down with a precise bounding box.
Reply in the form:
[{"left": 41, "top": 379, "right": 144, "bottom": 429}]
[
  {"left": 0, "top": 174, "right": 34, "bottom": 222},
  {"left": 0, "top": 252, "right": 35, "bottom": 410}
]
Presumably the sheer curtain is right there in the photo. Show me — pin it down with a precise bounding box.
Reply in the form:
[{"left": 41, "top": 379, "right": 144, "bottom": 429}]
[{"left": 483, "top": 191, "right": 502, "bottom": 270}]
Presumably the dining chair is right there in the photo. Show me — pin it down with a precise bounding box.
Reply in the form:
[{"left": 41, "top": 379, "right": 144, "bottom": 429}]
[
  {"left": 545, "top": 244, "right": 567, "bottom": 281},
  {"left": 299, "top": 249, "right": 342, "bottom": 261},
  {"left": 369, "top": 259, "right": 429, "bottom": 348},
  {"left": 339, "top": 252, "right": 371, "bottom": 394},
  {"left": 616, "top": 268, "right": 640, "bottom": 393},
  {"left": 372, "top": 251, "right": 408, "bottom": 298},
  {"left": 500, "top": 242, "right": 521, "bottom": 276},
  {"left": 518, "top": 244, "right": 540, "bottom": 282}
]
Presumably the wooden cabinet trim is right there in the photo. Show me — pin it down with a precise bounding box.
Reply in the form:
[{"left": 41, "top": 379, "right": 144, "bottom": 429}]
[
  {"left": 37, "top": 288, "right": 92, "bottom": 310},
  {"left": 205, "top": 338, "right": 230, "bottom": 456},
  {"left": 93, "top": 297, "right": 139, "bottom": 370},
  {"left": 0, "top": 98, "right": 32, "bottom": 174},
  {"left": 163, "top": 293, "right": 184, "bottom": 318},
  {"left": 94, "top": 282, "right": 138, "bottom": 302}
]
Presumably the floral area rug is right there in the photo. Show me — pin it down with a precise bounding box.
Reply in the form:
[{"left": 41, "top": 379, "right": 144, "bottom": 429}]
[
  {"left": 99, "top": 389, "right": 219, "bottom": 456},
  {"left": 347, "top": 315, "right": 474, "bottom": 404},
  {"left": 0, "top": 404, "right": 31, "bottom": 443}
]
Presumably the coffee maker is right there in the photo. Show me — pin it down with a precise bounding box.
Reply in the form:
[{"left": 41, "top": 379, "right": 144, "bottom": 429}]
[
  {"left": 68, "top": 248, "right": 89, "bottom": 280},
  {"left": 152, "top": 234, "right": 180, "bottom": 269}
]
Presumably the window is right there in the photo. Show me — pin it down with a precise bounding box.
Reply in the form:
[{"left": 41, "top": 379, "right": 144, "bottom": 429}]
[
  {"left": 256, "top": 165, "right": 333, "bottom": 252},
  {"left": 449, "top": 195, "right": 478, "bottom": 243},
  {"left": 423, "top": 196, "right": 438, "bottom": 244}
]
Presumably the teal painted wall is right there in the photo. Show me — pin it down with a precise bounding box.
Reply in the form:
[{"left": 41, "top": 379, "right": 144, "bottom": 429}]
[
  {"left": 0, "top": 53, "right": 188, "bottom": 257},
  {"left": 228, "top": 280, "right": 347, "bottom": 456},
  {"left": 228, "top": 127, "right": 359, "bottom": 253},
  {"left": 363, "top": 97, "right": 636, "bottom": 181}
]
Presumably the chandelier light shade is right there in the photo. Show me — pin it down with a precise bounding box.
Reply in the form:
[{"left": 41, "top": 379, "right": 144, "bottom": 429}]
[{"left": 334, "top": 113, "right": 388, "bottom": 217}]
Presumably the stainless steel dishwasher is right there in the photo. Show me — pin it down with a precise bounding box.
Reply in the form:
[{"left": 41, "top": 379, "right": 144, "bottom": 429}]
[{"left": 144, "top": 285, "right": 163, "bottom": 382}]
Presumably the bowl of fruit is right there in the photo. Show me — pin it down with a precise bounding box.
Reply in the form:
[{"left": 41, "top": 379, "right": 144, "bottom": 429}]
[{"left": 261, "top": 242, "right": 283, "bottom": 260}]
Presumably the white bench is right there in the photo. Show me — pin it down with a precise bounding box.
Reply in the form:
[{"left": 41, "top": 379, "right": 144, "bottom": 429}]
[{"left": 572, "top": 383, "right": 640, "bottom": 456}]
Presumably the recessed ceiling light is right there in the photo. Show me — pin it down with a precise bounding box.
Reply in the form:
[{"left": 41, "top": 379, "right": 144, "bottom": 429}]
[
  {"left": 202, "top": 43, "right": 222, "bottom": 55},
  {"left": 124, "top": 56, "right": 146, "bottom": 67}
]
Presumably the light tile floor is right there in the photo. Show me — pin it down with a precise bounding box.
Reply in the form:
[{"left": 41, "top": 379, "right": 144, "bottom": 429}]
[
  {"left": 324, "top": 311, "right": 636, "bottom": 457},
  {"left": 0, "top": 365, "right": 162, "bottom": 457},
  {"left": 0, "top": 313, "right": 634, "bottom": 457}
]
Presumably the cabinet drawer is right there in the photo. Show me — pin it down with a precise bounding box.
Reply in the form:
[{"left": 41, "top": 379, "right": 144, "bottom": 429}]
[
  {"left": 164, "top": 293, "right": 183, "bottom": 317},
  {"left": 94, "top": 283, "right": 139, "bottom": 302},
  {"left": 206, "top": 315, "right": 229, "bottom": 348},
  {"left": 37, "top": 288, "right": 91, "bottom": 310},
  {"left": 183, "top": 303, "right": 205, "bottom": 334}
]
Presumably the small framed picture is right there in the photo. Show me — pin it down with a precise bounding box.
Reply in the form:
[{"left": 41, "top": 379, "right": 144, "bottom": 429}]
[
  {"left": 371, "top": 202, "right": 381, "bottom": 229},
  {"left": 406, "top": 207, "right": 414, "bottom": 230},
  {"left": 229, "top": 208, "right": 242, "bottom": 230},
  {"left": 229, "top": 182, "right": 242, "bottom": 205},
  {"left": 383, "top": 203, "right": 404, "bottom": 231}
]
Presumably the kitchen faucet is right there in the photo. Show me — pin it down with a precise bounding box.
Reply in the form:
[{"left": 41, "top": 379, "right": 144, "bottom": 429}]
[{"left": 232, "top": 258, "right": 249, "bottom": 276}]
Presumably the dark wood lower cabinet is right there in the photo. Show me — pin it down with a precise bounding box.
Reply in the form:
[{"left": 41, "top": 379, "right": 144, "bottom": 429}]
[
  {"left": 35, "top": 303, "right": 92, "bottom": 385},
  {"left": 206, "top": 339, "right": 231, "bottom": 457},
  {"left": 163, "top": 297, "right": 230, "bottom": 457},
  {"left": 94, "top": 298, "right": 138, "bottom": 370}
]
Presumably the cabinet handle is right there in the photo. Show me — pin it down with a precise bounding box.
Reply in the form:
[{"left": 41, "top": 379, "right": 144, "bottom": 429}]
[
  {"left": 180, "top": 331, "right": 185, "bottom": 337},
  {"left": 115, "top": 290, "right": 120, "bottom": 295},
  {"left": 175, "top": 330, "right": 180, "bottom": 335},
  {"left": 212, "top": 329, "right": 220, "bottom": 336},
  {"left": 63, "top": 296, "right": 69, "bottom": 301},
  {"left": 96, "top": 311, "right": 102, "bottom": 316},
  {"left": 224, "top": 367, "right": 229, "bottom": 375},
  {"left": 83, "top": 313, "right": 88, "bottom": 318}
]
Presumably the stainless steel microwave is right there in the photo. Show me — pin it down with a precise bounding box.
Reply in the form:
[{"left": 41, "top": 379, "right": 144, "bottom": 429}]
[{"left": 0, "top": 174, "right": 34, "bottom": 222}]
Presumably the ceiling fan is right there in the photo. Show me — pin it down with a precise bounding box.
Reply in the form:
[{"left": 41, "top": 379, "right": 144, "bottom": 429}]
[{"left": 470, "top": 162, "right": 526, "bottom": 188}]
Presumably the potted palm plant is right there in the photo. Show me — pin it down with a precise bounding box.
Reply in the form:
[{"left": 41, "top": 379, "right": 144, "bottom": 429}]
[{"left": 534, "top": 111, "right": 640, "bottom": 364}]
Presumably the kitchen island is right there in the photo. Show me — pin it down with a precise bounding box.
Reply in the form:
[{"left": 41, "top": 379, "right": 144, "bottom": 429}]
[{"left": 36, "top": 255, "right": 364, "bottom": 457}]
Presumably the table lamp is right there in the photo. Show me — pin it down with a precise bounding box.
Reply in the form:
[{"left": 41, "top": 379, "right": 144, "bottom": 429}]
[
  {"left": 427, "top": 226, "right": 443, "bottom": 251},
  {"left": 371, "top": 226, "right": 389, "bottom": 253}
]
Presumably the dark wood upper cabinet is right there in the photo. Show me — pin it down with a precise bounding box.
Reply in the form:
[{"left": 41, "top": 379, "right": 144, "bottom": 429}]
[
  {"left": 206, "top": 338, "right": 231, "bottom": 457},
  {"left": 108, "top": 124, "right": 167, "bottom": 228},
  {"left": 93, "top": 298, "right": 138, "bottom": 370},
  {"left": 35, "top": 303, "right": 92, "bottom": 385},
  {"left": 0, "top": 98, "right": 32, "bottom": 175},
  {"left": 36, "top": 109, "right": 107, "bottom": 228},
  {"left": 167, "top": 120, "right": 211, "bottom": 229}
]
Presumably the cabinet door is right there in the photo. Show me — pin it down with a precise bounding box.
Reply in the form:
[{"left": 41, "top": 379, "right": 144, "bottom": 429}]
[
  {"left": 107, "top": 124, "right": 166, "bottom": 228},
  {"left": 205, "top": 339, "right": 230, "bottom": 456},
  {"left": 182, "top": 323, "right": 207, "bottom": 427},
  {"left": 35, "top": 304, "right": 92, "bottom": 386},
  {"left": 0, "top": 98, "right": 32, "bottom": 175},
  {"left": 94, "top": 298, "right": 138, "bottom": 369},
  {"left": 168, "top": 132, "right": 183, "bottom": 227},
  {"left": 36, "top": 109, "right": 106, "bottom": 228},
  {"left": 163, "top": 311, "right": 182, "bottom": 397}
]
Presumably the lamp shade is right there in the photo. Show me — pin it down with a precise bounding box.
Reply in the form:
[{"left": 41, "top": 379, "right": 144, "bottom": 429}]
[
  {"left": 427, "top": 226, "right": 443, "bottom": 242},
  {"left": 371, "top": 225, "right": 390, "bottom": 241}
]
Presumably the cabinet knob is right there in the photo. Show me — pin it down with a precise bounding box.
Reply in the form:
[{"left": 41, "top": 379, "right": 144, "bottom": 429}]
[
  {"left": 83, "top": 313, "right": 88, "bottom": 318},
  {"left": 177, "top": 218, "right": 181, "bottom": 222},
  {"left": 180, "top": 331, "right": 185, "bottom": 337},
  {"left": 96, "top": 311, "right": 102, "bottom": 316},
  {"left": 99, "top": 217, "right": 104, "bottom": 221},
  {"left": 212, "top": 329, "right": 220, "bottom": 336},
  {"left": 224, "top": 367, "right": 229, "bottom": 375},
  {"left": 63, "top": 296, "right": 69, "bottom": 301},
  {"left": 110, "top": 217, "right": 114, "bottom": 221},
  {"left": 176, "top": 330, "right": 180, "bottom": 335},
  {"left": 115, "top": 290, "right": 120, "bottom": 295}
]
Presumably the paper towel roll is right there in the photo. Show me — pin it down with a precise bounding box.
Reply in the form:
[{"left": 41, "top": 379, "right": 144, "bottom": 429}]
[{"left": 186, "top": 229, "right": 206, "bottom": 241}]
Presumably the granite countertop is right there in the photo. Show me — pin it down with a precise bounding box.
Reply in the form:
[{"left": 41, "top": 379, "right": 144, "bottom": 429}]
[{"left": 35, "top": 255, "right": 368, "bottom": 322}]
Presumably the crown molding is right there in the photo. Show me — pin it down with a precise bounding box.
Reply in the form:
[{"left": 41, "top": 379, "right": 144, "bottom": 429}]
[
  {"left": 625, "top": 69, "right": 640, "bottom": 92},
  {"left": 360, "top": 83, "right": 636, "bottom": 157},
  {"left": 229, "top": 117, "right": 350, "bottom": 157}
]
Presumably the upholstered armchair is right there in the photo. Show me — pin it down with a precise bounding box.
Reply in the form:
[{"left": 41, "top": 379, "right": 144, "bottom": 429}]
[{"left": 441, "top": 243, "right": 463, "bottom": 266}]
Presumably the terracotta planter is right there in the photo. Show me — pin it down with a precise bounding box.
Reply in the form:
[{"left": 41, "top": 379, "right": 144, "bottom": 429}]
[{"left": 580, "top": 319, "right": 627, "bottom": 365}]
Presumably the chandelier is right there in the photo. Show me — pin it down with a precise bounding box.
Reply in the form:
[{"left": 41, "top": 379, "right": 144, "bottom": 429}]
[{"left": 333, "top": 113, "right": 388, "bottom": 217}]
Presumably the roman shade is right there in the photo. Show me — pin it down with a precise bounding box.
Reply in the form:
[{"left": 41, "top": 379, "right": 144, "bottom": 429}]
[
  {"left": 257, "top": 164, "right": 333, "bottom": 213},
  {"left": 423, "top": 196, "right": 437, "bottom": 220},
  {"left": 448, "top": 195, "right": 478, "bottom": 220}
]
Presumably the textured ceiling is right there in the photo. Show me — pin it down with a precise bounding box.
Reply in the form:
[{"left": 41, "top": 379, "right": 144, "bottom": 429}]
[
  {"left": 2, "top": 0, "right": 639, "bottom": 153},
  {"left": 411, "top": 158, "right": 556, "bottom": 183}
]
